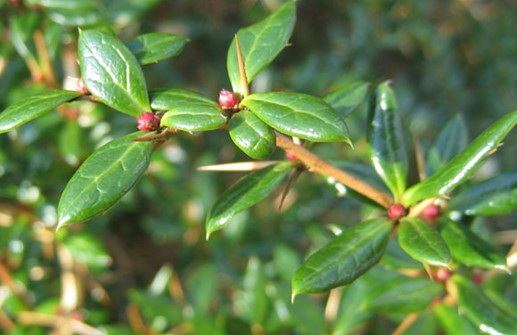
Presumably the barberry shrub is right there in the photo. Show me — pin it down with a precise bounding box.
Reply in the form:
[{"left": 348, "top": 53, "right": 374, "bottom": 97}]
[{"left": 1, "top": 1, "right": 517, "bottom": 334}]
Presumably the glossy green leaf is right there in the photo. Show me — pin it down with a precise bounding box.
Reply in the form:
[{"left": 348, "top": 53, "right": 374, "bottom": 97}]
[
  {"left": 433, "top": 303, "right": 480, "bottom": 335},
  {"left": 25, "top": 0, "right": 103, "bottom": 26},
  {"left": 292, "top": 218, "right": 392, "bottom": 295},
  {"left": 363, "top": 275, "right": 442, "bottom": 314},
  {"left": 404, "top": 110, "right": 517, "bottom": 205},
  {"left": 150, "top": 89, "right": 226, "bottom": 132},
  {"left": 242, "top": 92, "right": 350, "bottom": 143},
  {"left": 453, "top": 275, "right": 517, "bottom": 335},
  {"left": 441, "top": 220, "right": 508, "bottom": 271},
  {"left": 127, "top": 33, "right": 188, "bottom": 65},
  {"left": 57, "top": 132, "right": 153, "bottom": 227},
  {"left": 79, "top": 30, "right": 150, "bottom": 116},
  {"left": 426, "top": 114, "right": 468, "bottom": 177},
  {"left": 399, "top": 217, "right": 450, "bottom": 268},
  {"left": 206, "top": 162, "right": 291, "bottom": 237},
  {"left": 0, "top": 90, "right": 81, "bottom": 134},
  {"left": 227, "top": 1, "right": 296, "bottom": 94},
  {"left": 448, "top": 172, "right": 517, "bottom": 216},
  {"left": 324, "top": 81, "right": 369, "bottom": 117},
  {"left": 229, "top": 110, "right": 275, "bottom": 159},
  {"left": 367, "top": 81, "right": 408, "bottom": 199}
]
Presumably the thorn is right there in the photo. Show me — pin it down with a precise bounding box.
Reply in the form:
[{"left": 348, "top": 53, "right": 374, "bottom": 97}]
[{"left": 197, "top": 160, "right": 279, "bottom": 172}]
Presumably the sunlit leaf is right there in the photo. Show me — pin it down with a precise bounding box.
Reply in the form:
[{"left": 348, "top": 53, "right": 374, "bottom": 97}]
[
  {"left": 404, "top": 110, "right": 517, "bottom": 205},
  {"left": 292, "top": 218, "right": 392, "bottom": 295},
  {"left": 229, "top": 110, "right": 276, "bottom": 159},
  {"left": 79, "top": 30, "right": 150, "bottom": 116},
  {"left": 57, "top": 132, "right": 153, "bottom": 227}
]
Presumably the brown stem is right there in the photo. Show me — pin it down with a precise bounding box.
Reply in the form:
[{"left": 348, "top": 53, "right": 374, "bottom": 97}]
[
  {"left": 275, "top": 132, "right": 393, "bottom": 208},
  {"left": 34, "top": 30, "right": 57, "bottom": 87}
]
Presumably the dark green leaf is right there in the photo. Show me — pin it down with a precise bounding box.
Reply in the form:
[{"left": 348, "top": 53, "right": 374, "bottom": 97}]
[
  {"left": 404, "top": 110, "right": 517, "bottom": 205},
  {"left": 127, "top": 33, "right": 188, "bottom": 65},
  {"left": 57, "top": 132, "right": 153, "bottom": 227},
  {"left": 426, "top": 114, "right": 468, "bottom": 177},
  {"left": 292, "top": 218, "right": 392, "bottom": 295},
  {"left": 448, "top": 172, "right": 517, "bottom": 216},
  {"left": 151, "top": 89, "right": 226, "bottom": 131},
  {"left": 453, "top": 275, "right": 517, "bottom": 335},
  {"left": 206, "top": 162, "right": 291, "bottom": 237},
  {"left": 129, "top": 290, "right": 182, "bottom": 326},
  {"left": 367, "top": 81, "right": 408, "bottom": 199},
  {"left": 0, "top": 90, "right": 81, "bottom": 134},
  {"left": 229, "top": 110, "right": 275, "bottom": 159},
  {"left": 363, "top": 275, "right": 442, "bottom": 314},
  {"left": 242, "top": 92, "right": 350, "bottom": 143},
  {"left": 433, "top": 303, "right": 480, "bottom": 335},
  {"left": 227, "top": 1, "right": 296, "bottom": 94},
  {"left": 441, "top": 220, "right": 508, "bottom": 271},
  {"left": 324, "top": 81, "right": 369, "bottom": 117},
  {"left": 25, "top": 0, "right": 103, "bottom": 26},
  {"left": 79, "top": 30, "right": 150, "bottom": 116},
  {"left": 399, "top": 217, "right": 450, "bottom": 268}
]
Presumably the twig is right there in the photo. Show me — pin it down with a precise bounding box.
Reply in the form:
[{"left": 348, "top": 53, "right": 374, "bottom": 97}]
[{"left": 275, "top": 132, "right": 393, "bottom": 208}]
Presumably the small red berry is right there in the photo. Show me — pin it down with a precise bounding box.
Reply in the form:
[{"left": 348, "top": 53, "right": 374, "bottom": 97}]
[
  {"left": 218, "top": 89, "right": 240, "bottom": 109},
  {"left": 285, "top": 151, "right": 297, "bottom": 161},
  {"left": 387, "top": 204, "right": 406, "bottom": 220},
  {"left": 434, "top": 268, "right": 452, "bottom": 282},
  {"left": 422, "top": 204, "right": 440, "bottom": 221},
  {"left": 136, "top": 112, "right": 161, "bottom": 131}
]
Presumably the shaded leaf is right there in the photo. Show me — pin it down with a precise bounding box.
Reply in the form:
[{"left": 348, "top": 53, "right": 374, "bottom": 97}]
[
  {"left": 25, "top": 0, "right": 103, "bottom": 26},
  {"left": 227, "top": 1, "right": 296, "bottom": 94},
  {"left": 229, "top": 110, "right": 276, "bottom": 159},
  {"left": 79, "top": 30, "right": 150, "bottom": 116},
  {"left": 0, "top": 90, "right": 81, "bottom": 134},
  {"left": 324, "top": 81, "right": 369, "bottom": 117},
  {"left": 206, "top": 162, "right": 291, "bottom": 237},
  {"left": 404, "top": 110, "right": 517, "bottom": 205},
  {"left": 234, "top": 257, "right": 268, "bottom": 324},
  {"left": 433, "top": 303, "right": 480, "bottom": 335},
  {"left": 127, "top": 33, "right": 188, "bottom": 65},
  {"left": 151, "top": 89, "right": 226, "bottom": 132},
  {"left": 399, "top": 217, "right": 450, "bottom": 268},
  {"left": 448, "top": 172, "right": 517, "bottom": 216},
  {"left": 367, "top": 81, "right": 408, "bottom": 199},
  {"left": 58, "top": 132, "right": 153, "bottom": 227},
  {"left": 453, "top": 275, "right": 517, "bottom": 335},
  {"left": 363, "top": 275, "right": 442, "bottom": 314},
  {"left": 242, "top": 92, "right": 350, "bottom": 143},
  {"left": 426, "top": 114, "right": 468, "bottom": 177},
  {"left": 441, "top": 220, "right": 507, "bottom": 271},
  {"left": 292, "top": 218, "right": 392, "bottom": 295}
]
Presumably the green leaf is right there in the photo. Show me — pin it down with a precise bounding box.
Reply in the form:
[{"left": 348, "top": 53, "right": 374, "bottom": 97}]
[
  {"left": 398, "top": 218, "right": 450, "bottom": 268},
  {"left": 62, "top": 233, "right": 112, "bottom": 269},
  {"left": 363, "top": 275, "right": 442, "bottom": 314},
  {"left": 127, "top": 33, "right": 188, "bottom": 65},
  {"left": 404, "top": 110, "right": 517, "bottom": 205},
  {"left": 227, "top": 1, "right": 296, "bottom": 94},
  {"left": 441, "top": 220, "right": 508, "bottom": 271},
  {"left": 206, "top": 162, "right": 291, "bottom": 237},
  {"left": 426, "top": 114, "right": 468, "bottom": 177},
  {"left": 25, "top": 0, "right": 103, "bottom": 26},
  {"left": 324, "top": 81, "right": 369, "bottom": 117},
  {"left": 57, "top": 132, "right": 153, "bottom": 227},
  {"left": 433, "top": 303, "right": 480, "bottom": 335},
  {"left": 79, "top": 30, "right": 150, "bottom": 116},
  {"left": 452, "top": 275, "right": 517, "bottom": 335},
  {"left": 292, "top": 218, "right": 392, "bottom": 295},
  {"left": 229, "top": 110, "right": 275, "bottom": 159},
  {"left": 242, "top": 92, "right": 350, "bottom": 143},
  {"left": 234, "top": 257, "right": 268, "bottom": 324},
  {"left": 367, "top": 81, "right": 408, "bottom": 199},
  {"left": 0, "top": 90, "right": 81, "bottom": 134},
  {"left": 448, "top": 172, "right": 517, "bottom": 216},
  {"left": 150, "top": 89, "right": 226, "bottom": 132}
]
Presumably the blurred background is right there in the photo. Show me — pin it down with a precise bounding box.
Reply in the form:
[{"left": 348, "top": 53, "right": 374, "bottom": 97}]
[{"left": 1, "top": 0, "right": 516, "bottom": 334}]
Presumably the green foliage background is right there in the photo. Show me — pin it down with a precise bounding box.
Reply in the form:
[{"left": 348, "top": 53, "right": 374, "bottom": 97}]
[{"left": 1, "top": 0, "right": 516, "bottom": 334}]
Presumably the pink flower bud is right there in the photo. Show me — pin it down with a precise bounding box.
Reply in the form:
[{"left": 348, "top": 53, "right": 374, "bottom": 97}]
[
  {"left": 387, "top": 204, "right": 406, "bottom": 220},
  {"left": 285, "top": 151, "right": 297, "bottom": 161},
  {"left": 421, "top": 204, "right": 440, "bottom": 221},
  {"left": 218, "top": 89, "right": 240, "bottom": 109},
  {"left": 136, "top": 112, "right": 161, "bottom": 131}
]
